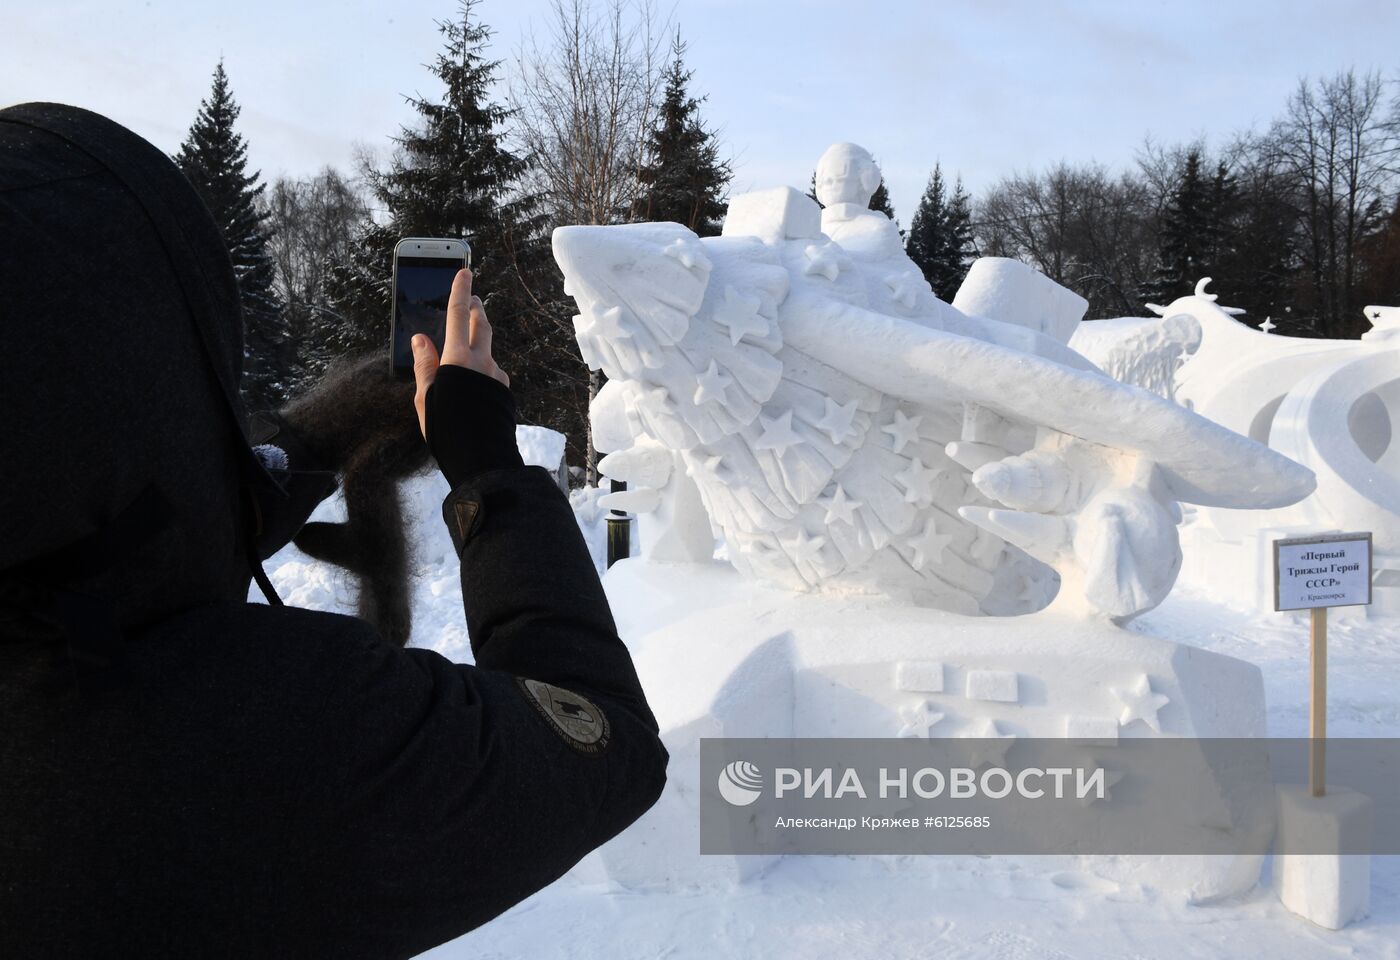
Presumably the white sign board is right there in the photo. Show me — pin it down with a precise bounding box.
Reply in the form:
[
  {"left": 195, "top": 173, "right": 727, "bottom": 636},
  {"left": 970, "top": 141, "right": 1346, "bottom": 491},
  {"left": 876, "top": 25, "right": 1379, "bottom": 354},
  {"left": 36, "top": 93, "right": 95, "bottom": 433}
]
[{"left": 1274, "top": 533, "right": 1373, "bottom": 611}]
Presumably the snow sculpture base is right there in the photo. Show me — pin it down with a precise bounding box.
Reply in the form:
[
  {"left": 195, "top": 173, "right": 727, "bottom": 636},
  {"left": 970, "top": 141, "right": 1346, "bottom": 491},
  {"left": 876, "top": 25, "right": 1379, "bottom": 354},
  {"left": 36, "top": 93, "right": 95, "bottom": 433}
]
[
  {"left": 1273, "top": 785, "right": 1373, "bottom": 930},
  {"left": 588, "top": 559, "right": 1270, "bottom": 903}
]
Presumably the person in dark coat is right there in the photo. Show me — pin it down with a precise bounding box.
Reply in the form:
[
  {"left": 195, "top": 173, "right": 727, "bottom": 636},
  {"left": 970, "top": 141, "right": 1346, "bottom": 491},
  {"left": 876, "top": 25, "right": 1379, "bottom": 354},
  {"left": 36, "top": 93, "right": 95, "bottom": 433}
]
[{"left": 0, "top": 102, "right": 668, "bottom": 959}]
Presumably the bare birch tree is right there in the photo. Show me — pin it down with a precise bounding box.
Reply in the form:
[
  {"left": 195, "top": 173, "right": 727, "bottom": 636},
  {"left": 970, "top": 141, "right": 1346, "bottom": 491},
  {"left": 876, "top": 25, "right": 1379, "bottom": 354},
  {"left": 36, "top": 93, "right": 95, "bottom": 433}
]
[
  {"left": 976, "top": 163, "right": 1156, "bottom": 319},
  {"left": 264, "top": 167, "right": 370, "bottom": 390},
  {"left": 1271, "top": 69, "right": 1399, "bottom": 336},
  {"left": 508, "top": 0, "right": 667, "bottom": 482}
]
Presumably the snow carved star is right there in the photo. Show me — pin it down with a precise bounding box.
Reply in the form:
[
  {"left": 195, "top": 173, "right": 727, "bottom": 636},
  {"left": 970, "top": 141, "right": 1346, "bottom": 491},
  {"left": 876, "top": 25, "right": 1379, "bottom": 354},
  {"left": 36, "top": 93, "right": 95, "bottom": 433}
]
[
  {"left": 693, "top": 359, "right": 732, "bottom": 405},
  {"left": 715, "top": 284, "right": 769, "bottom": 345},
  {"left": 959, "top": 718, "right": 1016, "bottom": 768},
  {"left": 591, "top": 305, "right": 632, "bottom": 339},
  {"left": 884, "top": 271, "right": 922, "bottom": 309},
  {"left": 1110, "top": 674, "right": 1170, "bottom": 733},
  {"left": 1258, "top": 317, "right": 1277, "bottom": 334},
  {"left": 881, "top": 409, "right": 922, "bottom": 453},
  {"left": 663, "top": 237, "right": 705, "bottom": 270},
  {"left": 754, "top": 410, "right": 803, "bottom": 452},
  {"left": 818, "top": 485, "right": 862, "bottom": 526},
  {"left": 814, "top": 397, "right": 861, "bottom": 444},
  {"left": 895, "top": 458, "right": 937, "bottom": 505},
  {"left": 691, "top": 454, "right": 725, "bottom": 484},
  {"left": 802, "top": 242, "right": 844, "bottom": 281},
  {"left": 784, "top": 529, "right": 827, "bottom": 567},
  {"left": 897, "top": 700, "right": 946, "bottom": 738},
  {"left": 907, "top": 517, "right": 953, "bottom": 570}
]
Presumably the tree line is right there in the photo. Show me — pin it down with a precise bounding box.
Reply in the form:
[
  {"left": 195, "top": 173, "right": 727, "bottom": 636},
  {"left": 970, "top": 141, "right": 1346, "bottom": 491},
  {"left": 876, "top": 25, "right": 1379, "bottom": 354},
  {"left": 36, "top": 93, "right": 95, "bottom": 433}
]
[
  {"left": 171, "top": 0, "right": 1400, "bottom": 472},
  {"left": 971, "top": 69, "right": 1400, "bottom": 337}
]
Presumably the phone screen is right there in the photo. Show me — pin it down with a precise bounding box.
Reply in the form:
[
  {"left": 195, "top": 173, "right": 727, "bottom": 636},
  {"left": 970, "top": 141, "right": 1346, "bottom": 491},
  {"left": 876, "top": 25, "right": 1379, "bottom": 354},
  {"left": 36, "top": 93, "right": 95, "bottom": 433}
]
[{"left": 392, "top": 256, "right": 466, "bottom": 372}]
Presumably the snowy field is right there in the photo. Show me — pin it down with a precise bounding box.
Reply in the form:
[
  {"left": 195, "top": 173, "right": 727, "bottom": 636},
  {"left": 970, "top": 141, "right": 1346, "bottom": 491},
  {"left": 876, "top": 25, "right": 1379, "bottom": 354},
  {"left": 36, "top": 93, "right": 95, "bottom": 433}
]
[{"left": 258, "top": 464, "right": 1400, "bottom": 960}]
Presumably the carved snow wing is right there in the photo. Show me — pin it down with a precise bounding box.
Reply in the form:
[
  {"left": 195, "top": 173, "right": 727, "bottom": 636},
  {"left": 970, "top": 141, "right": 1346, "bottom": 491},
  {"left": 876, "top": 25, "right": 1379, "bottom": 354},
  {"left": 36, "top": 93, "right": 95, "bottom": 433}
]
[
  {"left": 554, "top": 224, "right": 787, "bottom": 452},
  {"left": 555, "top": 146, "right": 1316, "bottom": 621}
]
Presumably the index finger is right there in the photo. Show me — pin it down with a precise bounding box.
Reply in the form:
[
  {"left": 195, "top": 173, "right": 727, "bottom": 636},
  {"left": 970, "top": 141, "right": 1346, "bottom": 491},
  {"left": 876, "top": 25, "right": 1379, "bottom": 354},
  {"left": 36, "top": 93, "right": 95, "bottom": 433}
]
[{"left": 444, "top": 267, "right": 474, "bottom": 356}]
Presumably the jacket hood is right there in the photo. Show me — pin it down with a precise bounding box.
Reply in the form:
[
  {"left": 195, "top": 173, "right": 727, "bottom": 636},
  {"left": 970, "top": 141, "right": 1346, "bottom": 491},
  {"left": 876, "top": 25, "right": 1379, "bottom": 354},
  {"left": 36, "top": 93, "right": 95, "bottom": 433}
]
[{"left": 0, "top": 102, "right": 279, "bottom": 630}]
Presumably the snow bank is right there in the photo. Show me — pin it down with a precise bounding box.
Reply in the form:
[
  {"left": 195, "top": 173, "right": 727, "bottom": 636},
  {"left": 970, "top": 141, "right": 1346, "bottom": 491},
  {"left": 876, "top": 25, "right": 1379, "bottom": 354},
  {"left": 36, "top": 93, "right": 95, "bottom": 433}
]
[
  {"left": 516, "top": 424, "right": 566, "bottom": 469},
  {"left": 249, "top": 423, "right": 1400, "bottom": 958},
  {"left": 253, "top": 424, "right": 598, "bottom": 658}
]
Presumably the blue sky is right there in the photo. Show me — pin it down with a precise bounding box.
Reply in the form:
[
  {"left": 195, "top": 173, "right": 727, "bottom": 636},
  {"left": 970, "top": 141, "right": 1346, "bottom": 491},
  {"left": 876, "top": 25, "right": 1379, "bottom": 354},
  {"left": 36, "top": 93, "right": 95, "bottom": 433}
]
[{"left": 3, "top": 0, "right": 1396, "bottom": 222}]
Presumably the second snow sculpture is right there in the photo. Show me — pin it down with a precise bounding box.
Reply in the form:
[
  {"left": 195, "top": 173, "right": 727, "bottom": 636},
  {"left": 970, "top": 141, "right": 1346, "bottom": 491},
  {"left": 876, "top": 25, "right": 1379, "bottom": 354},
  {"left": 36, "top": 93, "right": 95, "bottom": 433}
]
[
  {"left": 556, "top": 143, "right": 1315, "bottom": 621},
  {"left": 1075, "top": 284, "right": 1400, "bottom": 614}
]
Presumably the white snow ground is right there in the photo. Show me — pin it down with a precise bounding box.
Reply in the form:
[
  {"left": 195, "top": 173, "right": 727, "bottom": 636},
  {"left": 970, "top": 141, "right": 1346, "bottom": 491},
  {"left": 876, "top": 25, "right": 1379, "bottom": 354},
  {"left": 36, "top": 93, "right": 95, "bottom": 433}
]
[{"left": 256, "top": 458, "right": 1400, "bottom": 960}]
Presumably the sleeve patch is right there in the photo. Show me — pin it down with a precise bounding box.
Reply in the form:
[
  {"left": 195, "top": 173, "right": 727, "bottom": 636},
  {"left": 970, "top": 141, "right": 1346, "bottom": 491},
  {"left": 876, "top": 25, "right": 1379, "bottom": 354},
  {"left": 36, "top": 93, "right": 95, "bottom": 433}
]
[{"left": 516, "top": 677, "right": 611, "bottom": 755}]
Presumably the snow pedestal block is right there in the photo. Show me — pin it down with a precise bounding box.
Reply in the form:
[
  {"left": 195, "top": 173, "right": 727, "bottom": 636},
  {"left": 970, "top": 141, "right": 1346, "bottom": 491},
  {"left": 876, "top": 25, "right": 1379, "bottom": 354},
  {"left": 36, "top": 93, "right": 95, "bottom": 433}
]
[
  {"left": 576, "top": 616, "right": 795, "bottom": 891},
  {"left": 515, "top": 424, "right": 569, "bottom": 492},
  {"left": 1273, "top": 785, "right": 1373, "bottom": 929},
  {"left": 585, "top": 559, "right": 1273, "bottom": 903},
  {"left": 951, "top": 257, "right": 1088, "bottom": 345},
  {"left": 720, "top": 186, "right": 821, "bottom": 244}
]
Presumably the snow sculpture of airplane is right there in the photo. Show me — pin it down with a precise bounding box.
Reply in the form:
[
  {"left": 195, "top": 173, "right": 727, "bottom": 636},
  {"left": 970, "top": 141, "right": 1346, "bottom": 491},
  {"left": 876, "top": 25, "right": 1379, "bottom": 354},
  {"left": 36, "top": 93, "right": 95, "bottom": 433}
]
[{"left": 553, "top": 143, "right": 1315, "bottom": 622}]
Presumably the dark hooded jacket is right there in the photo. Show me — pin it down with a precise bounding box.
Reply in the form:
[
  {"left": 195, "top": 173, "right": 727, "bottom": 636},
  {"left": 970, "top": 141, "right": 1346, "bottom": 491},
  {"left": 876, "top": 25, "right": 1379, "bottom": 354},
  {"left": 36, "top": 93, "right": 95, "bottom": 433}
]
[{"left": 0, "top": 103, "right": 667, "bottom": 959}]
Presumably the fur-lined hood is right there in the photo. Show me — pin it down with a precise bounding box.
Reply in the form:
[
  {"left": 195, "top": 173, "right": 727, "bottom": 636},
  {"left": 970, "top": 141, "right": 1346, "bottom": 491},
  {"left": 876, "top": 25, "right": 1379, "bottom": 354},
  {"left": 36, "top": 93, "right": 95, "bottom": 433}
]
[{"left": 0, "top": 103, "right": 281, "bottom": 631}]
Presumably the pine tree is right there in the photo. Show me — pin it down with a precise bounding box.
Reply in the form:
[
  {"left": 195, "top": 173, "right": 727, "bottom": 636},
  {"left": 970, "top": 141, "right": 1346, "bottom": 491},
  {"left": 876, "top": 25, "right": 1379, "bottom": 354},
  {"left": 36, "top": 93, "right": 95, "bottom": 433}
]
[
  {"left": 1146, "top": 149, "right": 1213, "bottom": 303},
  {"left": 905, "top": 164, "right": 975, "bottom": 299},
  {"left": 328, "top": 1, "right": 542, "bottom": 349},
  {"left": 868, "top": 176, "right": 897, "bottom": 223},
  {"left": 632, "top": 32, "right": 730, "bottom": 236},
  {"left": 1235, "top": 184, "right": 1300, "bottom": 326},
  {"left": 1206, "top": 161, "right": 1237, "bottom": 267},
  {"left": 175, "top": 61, "right": 288, "bottom": 410},
  {"left": 325, "top": 1, "right": 572, "bottom": 439},
  {"left": 1197, "top": 155, "right": 1298, "bottom": 326},
  {"left": 1204, "top": 159, "right": 1273, "bottom": 316},
  {"left": 1358, "top": 193, "right": 1400, "bottom": 310}
]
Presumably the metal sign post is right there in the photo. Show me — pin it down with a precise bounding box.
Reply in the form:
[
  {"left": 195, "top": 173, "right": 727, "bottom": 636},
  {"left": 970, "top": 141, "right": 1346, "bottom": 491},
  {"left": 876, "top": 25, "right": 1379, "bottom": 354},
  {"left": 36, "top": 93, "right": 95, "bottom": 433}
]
[
  {"left": 606, "top": 479, "right": 631, "bottom": 568},
  {"left": 1274, "top": 532, "right": 1373, "bottom": 797}
]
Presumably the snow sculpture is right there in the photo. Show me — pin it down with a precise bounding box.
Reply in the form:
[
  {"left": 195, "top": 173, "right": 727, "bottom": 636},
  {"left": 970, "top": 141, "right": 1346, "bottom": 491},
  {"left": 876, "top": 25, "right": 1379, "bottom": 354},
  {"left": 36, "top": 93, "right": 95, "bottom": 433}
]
[
  {"left": 1077, "top": 284, "right": 1400, "bottom": 615},
  {"left": 558, "top": 146, "right": 1313, "bottom": 622},
  {"left": 1069, "top": 311, "right": 1202, "bottom": 401},
  {"left": 556, "top": 146, "right": 1324, "bottom": 906}
]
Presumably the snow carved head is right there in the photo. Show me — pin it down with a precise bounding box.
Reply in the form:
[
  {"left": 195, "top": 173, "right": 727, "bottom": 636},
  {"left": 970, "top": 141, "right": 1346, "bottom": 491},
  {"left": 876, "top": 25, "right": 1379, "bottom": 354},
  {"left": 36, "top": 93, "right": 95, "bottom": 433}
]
[{"left": 814, "top": 142, "right": 880, "bottom": 208}]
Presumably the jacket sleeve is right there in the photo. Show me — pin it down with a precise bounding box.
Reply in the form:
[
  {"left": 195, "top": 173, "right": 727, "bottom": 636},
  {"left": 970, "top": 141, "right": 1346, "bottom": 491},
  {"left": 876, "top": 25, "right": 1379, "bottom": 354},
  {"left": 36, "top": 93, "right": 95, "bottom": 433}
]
[
  {"left": 442, "top": 466, "right": 659, "bottom": 724},
  {"left": 277, "top": 373, "right": 668, "bottom": 959}
]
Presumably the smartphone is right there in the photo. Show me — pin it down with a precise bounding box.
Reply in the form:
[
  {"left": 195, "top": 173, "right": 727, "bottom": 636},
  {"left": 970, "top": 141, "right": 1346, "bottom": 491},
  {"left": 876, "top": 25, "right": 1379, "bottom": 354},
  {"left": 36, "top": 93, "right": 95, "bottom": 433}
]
[{"left": 390, "top": 237, "right": 471, "bottom": 378}]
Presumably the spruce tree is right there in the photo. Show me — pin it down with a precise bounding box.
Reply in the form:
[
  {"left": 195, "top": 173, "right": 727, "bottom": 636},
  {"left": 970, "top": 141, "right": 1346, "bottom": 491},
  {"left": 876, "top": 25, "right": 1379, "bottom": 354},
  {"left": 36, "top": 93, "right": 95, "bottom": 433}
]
[
  {"left": 1207, "top": 161, "right": 1238, "bottom": 265},
  {"left": 868, "top": 176, "right": 897, "bottom": 223},
  {"left": 1226, "top": 168, "right": 1301, "bottom": 329},
  {"left": 1146, "top": 149, "right": 1213, "bottom": 303},
  {"left": 175, "top": 61, "right": 288, "bottom": 410},
  {"left": 905, "top": 164, "right": 974, "bottom": 298},
  {"left": 328, "top": 0, "right": 542, "bottom": 349},
  {"left": 325, "top": 1, "right": 571, "bottom": 439},
  {"left": 632, "top": 32, "right": 731, "bottom": 236},
  {"left": 1359, "top": 194, "right": 1400, "bottom": 311},
  {"left": 1203, "top": 159, "right": 1247, "bottom": 310}
]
